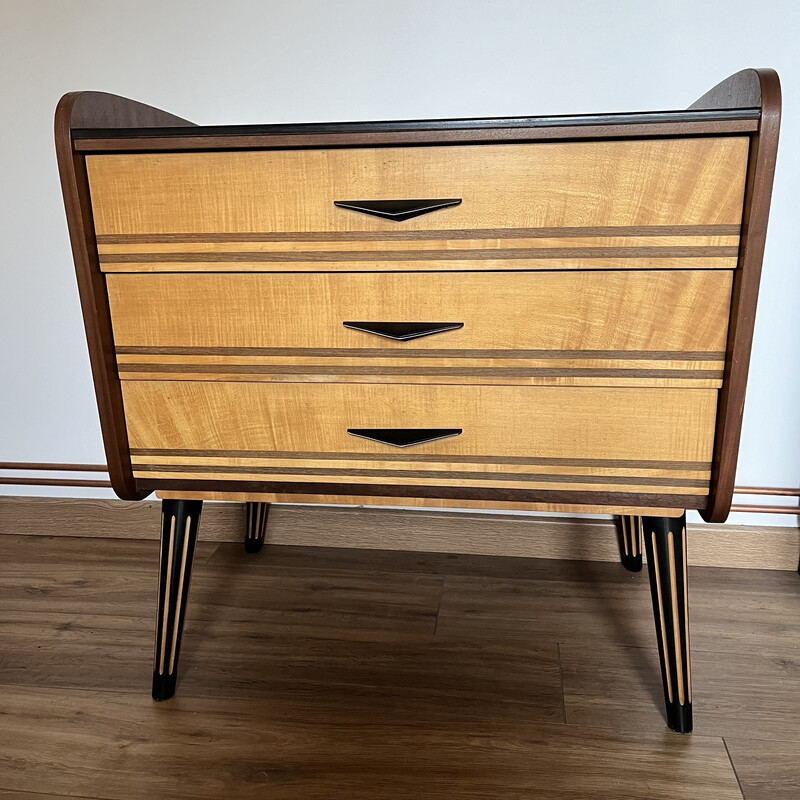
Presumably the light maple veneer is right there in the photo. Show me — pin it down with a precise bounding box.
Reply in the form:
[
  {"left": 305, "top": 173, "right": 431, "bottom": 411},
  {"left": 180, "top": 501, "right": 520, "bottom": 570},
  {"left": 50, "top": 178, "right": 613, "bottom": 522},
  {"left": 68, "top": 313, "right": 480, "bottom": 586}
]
[
  {"left": 108, "top": 270, "right": 731, "bottom": 388},
  {"left": 123, "top": 381, "right": 716, "bottom": 503},
  {"left": 87, "top": 138, "right": 748, "bottom": 273}
]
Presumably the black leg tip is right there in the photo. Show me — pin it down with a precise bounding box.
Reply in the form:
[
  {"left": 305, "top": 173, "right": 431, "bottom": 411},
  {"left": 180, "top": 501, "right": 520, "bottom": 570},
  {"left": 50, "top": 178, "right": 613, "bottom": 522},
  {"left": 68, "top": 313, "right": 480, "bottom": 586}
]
[
  {"left": 667, "top": 703, "right": 693, "bottom": 733},
  {"left": 244, "top": 537, "right": 264, "bottom": 554},
  {"left": 152, "top": 670, "right": 177, "bottom": 701},
  {"left": 621, "top": 554, "right": 643, "bottom": 572}
]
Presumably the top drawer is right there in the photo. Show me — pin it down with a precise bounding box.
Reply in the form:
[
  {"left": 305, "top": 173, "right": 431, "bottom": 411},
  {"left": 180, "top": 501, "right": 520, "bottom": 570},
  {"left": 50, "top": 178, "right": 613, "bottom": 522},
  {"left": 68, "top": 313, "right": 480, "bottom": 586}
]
[{"left": 87, "top": 138, "right": 749, "bottom": 273}]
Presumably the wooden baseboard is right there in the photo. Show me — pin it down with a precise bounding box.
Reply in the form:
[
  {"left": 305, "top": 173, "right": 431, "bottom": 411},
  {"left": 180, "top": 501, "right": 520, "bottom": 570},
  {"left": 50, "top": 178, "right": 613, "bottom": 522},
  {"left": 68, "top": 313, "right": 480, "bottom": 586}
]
[{"left": 0, "top": 496, "right": 798, "bottom": 571}]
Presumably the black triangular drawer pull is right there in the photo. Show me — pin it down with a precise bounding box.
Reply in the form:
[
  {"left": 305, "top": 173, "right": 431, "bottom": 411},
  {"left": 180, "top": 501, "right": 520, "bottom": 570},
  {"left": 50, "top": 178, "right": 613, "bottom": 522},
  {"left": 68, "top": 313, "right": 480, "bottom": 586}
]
[
  {"left": 347, "top": 428, "right": 463, "bottom": 448},
  {"left": 343, "top": 321, "right": 464, "bottom": 341},
  {"left": 333, "top": 198, "right": 462, "bottom": 222}
]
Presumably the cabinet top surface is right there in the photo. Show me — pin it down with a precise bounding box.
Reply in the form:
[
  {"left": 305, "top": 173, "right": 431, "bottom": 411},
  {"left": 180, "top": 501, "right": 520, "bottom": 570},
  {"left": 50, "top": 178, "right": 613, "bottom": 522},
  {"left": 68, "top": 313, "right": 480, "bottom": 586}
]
[{"left": 70, "top": 107, "right": 760, "bottom": 142}]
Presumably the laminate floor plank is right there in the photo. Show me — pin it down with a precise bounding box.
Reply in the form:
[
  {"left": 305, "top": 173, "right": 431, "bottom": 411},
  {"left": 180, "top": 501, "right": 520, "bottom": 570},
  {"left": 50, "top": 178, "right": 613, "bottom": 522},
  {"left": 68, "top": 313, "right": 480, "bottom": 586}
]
[
  {"left": 2, "top": 536, "right": 798, "bottom": 798},
  {"left": 0, "top": 533, "right": 219, "bottom": 566},
  {"left": 559, "top": 642, "right": 800, "bottom": 740},
  {"left": 189, "top": 556, "right": 442, "bottom": 633},
  {"left": 0, "top": 611, "right": 563, "bottom": 721},
  {"left": 0, "top": 559, "right": 442, "bottom": 634},
  {"left": 209, "top": 540, "right": 636, "bottom": 581},
  {"left": 724, "top": 738, "right": 800, "bottom": 800},
  {"left": 435, "top": 566, "right": 800, "bottom": 654},
  {"left": 0, "top": 686, "right": 743, "bottom": 800}
]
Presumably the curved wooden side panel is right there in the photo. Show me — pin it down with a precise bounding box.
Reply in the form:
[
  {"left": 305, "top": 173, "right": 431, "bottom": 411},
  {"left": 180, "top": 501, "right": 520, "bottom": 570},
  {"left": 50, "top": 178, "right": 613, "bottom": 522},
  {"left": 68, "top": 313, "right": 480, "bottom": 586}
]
[
  {"left": 698, "top": 70, "right": 781, "bottom": 522},
  {"left": 690, "top": 69, "right": 764, "bottom": 111},
  {"left": 55, "top": 92, "right": 194, "bottom": 500}
]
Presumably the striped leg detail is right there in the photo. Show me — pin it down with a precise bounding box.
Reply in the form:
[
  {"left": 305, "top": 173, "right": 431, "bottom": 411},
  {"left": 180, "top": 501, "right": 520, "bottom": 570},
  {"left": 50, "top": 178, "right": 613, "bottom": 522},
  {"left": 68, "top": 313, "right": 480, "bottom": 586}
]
[
  {"left": 245, "top": 502, "right": 270, "bottom": 553},
  {"left": 152, "top": 499, "right": 202, "bottom": 701},
  {"left": 618, "top": 515, "right": 643, "bottom": 572},
  {"left": 643, "top": 513, "right": 692, "bottom": 733}
]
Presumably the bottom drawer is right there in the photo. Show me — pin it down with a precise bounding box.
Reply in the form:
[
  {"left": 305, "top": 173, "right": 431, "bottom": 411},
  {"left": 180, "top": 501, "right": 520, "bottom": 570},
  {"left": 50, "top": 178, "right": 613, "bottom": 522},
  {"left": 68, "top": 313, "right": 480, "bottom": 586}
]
[{"left": 123, "top": 381, "right": 716, "bottom": 500}]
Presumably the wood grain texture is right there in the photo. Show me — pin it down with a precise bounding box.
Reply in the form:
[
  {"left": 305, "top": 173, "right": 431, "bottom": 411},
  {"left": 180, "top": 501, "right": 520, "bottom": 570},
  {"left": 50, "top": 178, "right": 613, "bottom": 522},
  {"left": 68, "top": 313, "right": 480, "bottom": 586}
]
[
  {"left": 9, "top": 531, "right": 800, "bottom": 798},
  {"left": 701, "top": 70, "right": 782, "bottom": 523},
  {"left": 58, "top": 73, "right": 778, "bottom": 521},
  {"left": 120, "top": 381, "right": 717, "bottom": 501},
  {"left": 691, "top": 70, "right": 764, "bottom": 110},
  {"left": 6, "top": 497, "right": 798, "bottom": 568},
  {"left": 156, "top": 492, "right": 686, "bottom": 517},
  {"left": 0, "top": 685, "right": 744, "bottom": 800},
  {"left": 436, "top": 563, "right": 800, "bottom": 656},
  {"left": 108, "top": 270, "right": 730, "bottom": 387},
  {"left": 136, "top": 457, "right": 711, "bottom": 502},
  {"left": 560, "top": 642, "right": 800, "bottom": 740},
  {"left": 98, "top": 230, "right": 740, "bottom": 276},
  {"left": 86, "top": 139, "right": 748, "bottom": 274},
  {"left": 55, "top": 92, "right": 194, "bottom": 501},
  {"left": 724, "top": 739, "right": 800, "bottom": 800}
]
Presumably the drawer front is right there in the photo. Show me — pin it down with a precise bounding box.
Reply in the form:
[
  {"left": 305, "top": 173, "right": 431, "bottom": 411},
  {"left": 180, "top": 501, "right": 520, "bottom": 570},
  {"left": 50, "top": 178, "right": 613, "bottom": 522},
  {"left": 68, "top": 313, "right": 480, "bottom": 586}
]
[
  {"left": 110, "top": 270, "right": 731, "bottom": 388},
  {"left": 124, "top": 381, "right": 716, "bottom": 499},
  {"left": 88, "top": 138, "right": 748, "bottom": 273}
]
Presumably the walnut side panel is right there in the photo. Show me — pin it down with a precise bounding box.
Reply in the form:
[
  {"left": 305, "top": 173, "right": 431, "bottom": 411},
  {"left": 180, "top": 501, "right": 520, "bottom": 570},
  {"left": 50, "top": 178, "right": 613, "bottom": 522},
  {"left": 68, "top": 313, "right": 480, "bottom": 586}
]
[
  {"left": 55, "top": 92, "right": 195, "bottom": 500},
  {"left": 699, "top": 70, "right": 781, "bottom": 522}
]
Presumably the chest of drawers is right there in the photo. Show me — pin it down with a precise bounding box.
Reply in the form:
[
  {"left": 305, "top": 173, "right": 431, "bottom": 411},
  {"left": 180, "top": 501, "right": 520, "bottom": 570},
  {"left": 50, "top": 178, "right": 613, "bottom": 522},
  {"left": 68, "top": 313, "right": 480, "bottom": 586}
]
[{"left": 56, "top": 68, "right": 780, "bottom": 733}]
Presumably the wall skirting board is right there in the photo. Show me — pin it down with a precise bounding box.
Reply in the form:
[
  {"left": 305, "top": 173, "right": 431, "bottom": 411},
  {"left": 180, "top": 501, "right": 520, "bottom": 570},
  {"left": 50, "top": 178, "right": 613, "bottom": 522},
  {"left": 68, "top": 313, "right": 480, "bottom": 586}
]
[{"left": 0, "top": 496, "right": 798, "bottom": 571}]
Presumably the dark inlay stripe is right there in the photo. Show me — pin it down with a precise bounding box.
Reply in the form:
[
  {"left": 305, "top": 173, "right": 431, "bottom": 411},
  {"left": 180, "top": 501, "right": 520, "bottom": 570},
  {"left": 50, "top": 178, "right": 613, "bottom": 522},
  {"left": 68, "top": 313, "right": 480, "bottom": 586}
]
[
  {"left": 100, "top": 246, "right": 739, "bottom": 263},
  {"left": 119, "top": 363, "right": 724, "bottom": 379},
  {"left": 137, "top": 477, "right": 707, "bottom": 509},
  {"left": 133, "top": 462, "right": 709, "bottom": 488},
  {"left": 96, "top": 224, "right": 741, "bottom": 244},
  {"left": 116, "top": 346, "right": 726, "bottom": 361},
  {"left": 130, "top": 448, "right": 711, "bottom": 471}
]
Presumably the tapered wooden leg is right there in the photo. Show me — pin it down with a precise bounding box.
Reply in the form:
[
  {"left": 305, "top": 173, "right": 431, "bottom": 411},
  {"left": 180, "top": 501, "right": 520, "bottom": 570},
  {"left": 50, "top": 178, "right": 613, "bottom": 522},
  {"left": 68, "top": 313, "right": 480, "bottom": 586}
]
[
  {"left": 244, "top": 502, "right": 270, "bottom": 553},
  {"left": 643, "top": 513, "right": 692, "bottom": 733},
  {"left": 617, "top": 515, "right": 643, "bottom": 572},
  {"left": 152, "top": 499, "right": 202, "bottom": 701}
]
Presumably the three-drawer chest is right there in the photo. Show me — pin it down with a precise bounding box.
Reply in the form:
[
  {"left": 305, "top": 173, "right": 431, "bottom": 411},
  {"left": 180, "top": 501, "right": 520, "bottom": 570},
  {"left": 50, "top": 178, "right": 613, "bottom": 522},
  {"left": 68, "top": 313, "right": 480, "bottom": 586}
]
[{"left": 56, "top": 68, "right": 780, "bottom": 733}]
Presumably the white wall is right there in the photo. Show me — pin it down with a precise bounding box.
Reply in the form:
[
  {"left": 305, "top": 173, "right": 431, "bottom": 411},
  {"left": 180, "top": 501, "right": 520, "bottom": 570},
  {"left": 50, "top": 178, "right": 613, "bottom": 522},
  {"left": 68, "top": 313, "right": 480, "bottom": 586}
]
[{"left": 1, "top": 0, "right": 798, "bottom": 525}]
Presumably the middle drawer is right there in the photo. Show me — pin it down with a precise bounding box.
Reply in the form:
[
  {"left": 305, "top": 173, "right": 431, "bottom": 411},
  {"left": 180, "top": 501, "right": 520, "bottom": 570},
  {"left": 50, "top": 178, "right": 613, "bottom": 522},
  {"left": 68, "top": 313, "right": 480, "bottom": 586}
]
[{"left": 109, "top": 270, "right": 731, "bottom": 388}]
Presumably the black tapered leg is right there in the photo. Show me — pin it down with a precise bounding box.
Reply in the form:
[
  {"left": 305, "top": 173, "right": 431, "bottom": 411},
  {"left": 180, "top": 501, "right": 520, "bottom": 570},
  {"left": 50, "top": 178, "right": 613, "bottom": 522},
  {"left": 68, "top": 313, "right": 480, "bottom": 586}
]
[
  {"left": 244, "top": 502, "right": 270, "bottom": 553},
  {"left": 152, "top": 499, "right": 202, "bottom": 701},
  {"left": 617, "top": 515, "right": 643, "bottom": 572},
  {"left": 643, "top": 513, "right": 692, "bottom": 733}
]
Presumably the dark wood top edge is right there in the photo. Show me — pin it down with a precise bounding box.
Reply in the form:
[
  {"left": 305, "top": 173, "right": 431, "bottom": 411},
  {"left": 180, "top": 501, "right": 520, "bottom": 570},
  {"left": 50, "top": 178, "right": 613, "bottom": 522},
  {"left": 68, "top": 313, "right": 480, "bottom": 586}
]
[
  {"left": 73, "top": 120, "right": 759, "bottom": 153},
  {"left": 70, "top": 107, "right": 759, "bottom": 140}
]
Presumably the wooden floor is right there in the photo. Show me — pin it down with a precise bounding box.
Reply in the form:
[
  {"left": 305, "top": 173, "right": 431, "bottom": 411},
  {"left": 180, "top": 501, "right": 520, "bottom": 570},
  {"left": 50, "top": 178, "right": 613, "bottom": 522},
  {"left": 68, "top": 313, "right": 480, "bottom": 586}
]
[{"left": 0, "top": 531, "right": 798, "bottom": 799}]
